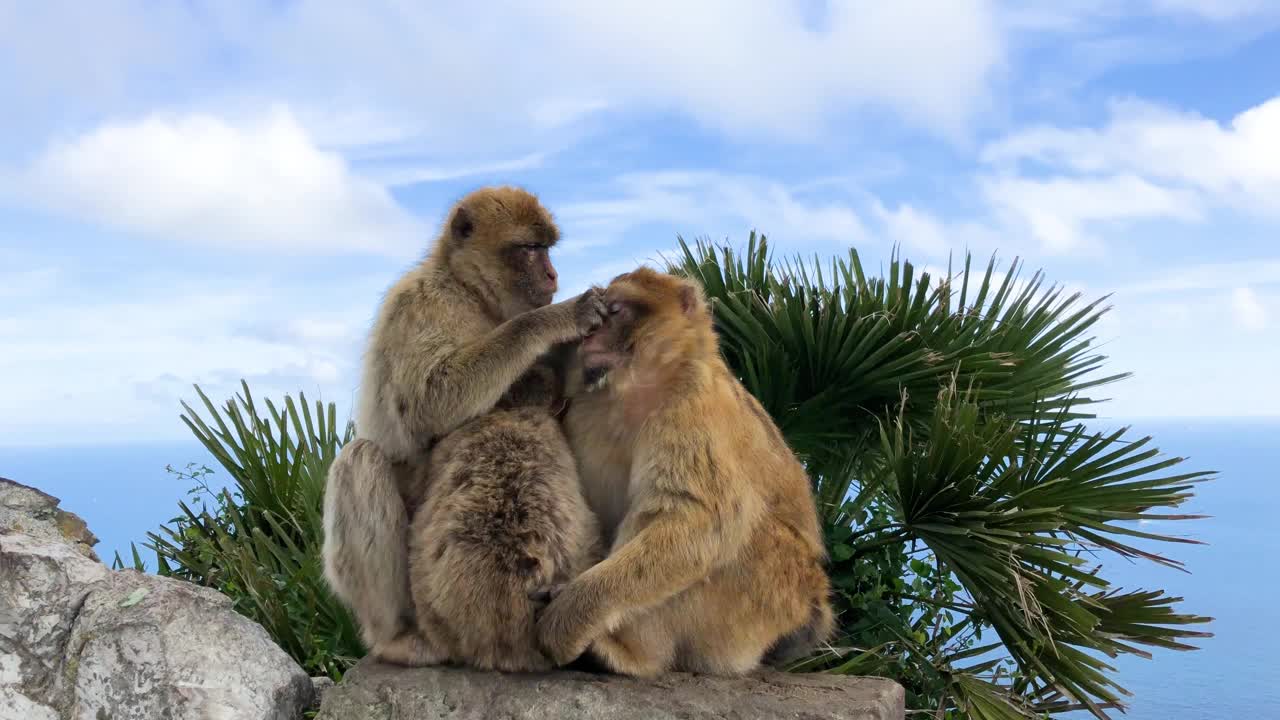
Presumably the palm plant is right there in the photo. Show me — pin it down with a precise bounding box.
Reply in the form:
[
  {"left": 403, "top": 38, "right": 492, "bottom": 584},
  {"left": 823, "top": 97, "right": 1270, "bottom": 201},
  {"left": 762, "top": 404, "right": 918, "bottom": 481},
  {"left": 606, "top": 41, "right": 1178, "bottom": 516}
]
[
  {"left": 118, "top": 382, "right": 363, "bottom": 679},
  {"left": 668, "top": 234, "right": 1212, "bottom": 719}
]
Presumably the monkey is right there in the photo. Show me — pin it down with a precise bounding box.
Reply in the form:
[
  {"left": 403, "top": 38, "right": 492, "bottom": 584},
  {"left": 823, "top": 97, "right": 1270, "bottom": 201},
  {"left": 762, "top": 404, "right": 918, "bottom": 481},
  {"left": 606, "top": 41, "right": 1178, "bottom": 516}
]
[
  {"left": 406, "top": 342, "right": 602, "bottom": 672},
  {"left": 322, "top": 186, "right": 608, "bottom": 666},
  {"left": 534, "top": 267, "right": 834, "bottom": 677}
]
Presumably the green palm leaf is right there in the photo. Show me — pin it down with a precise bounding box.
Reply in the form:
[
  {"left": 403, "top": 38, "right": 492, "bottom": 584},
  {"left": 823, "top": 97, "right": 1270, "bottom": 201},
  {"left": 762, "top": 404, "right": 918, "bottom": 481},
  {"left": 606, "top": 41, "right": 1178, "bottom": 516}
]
[{"left": 670, "top": 235, "right": 1211, "bottom": 719}]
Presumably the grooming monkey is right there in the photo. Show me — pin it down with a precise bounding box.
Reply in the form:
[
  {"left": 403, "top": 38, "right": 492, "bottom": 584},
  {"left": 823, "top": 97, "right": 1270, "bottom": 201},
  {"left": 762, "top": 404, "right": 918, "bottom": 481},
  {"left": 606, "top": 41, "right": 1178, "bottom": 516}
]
[
  {"left": 535, "top": 267, "right": 834, "bottom": 677},
  {"left": 322, "top": 186, "right": 607, "bottom": 665},
  {"left": 408, "top": 343, "right": 601, "bottom": 671}
]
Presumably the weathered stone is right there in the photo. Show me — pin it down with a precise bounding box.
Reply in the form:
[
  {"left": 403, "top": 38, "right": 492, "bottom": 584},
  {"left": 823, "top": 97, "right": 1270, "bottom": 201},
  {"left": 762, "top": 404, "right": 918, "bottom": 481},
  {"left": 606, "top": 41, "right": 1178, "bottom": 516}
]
[
  {"left": 0, "top": 531, "right": 112, "bottom": 715},
  {"left": 311, "top": 675, "right": 336, "bottom": 711},
  {"left": 0, "top": 532, "right": 314, "bottom": 720},
  {"left": 0, "top": 477, "right": 100, "bottom": 561},
  {"left": 318, "top": 660, "right": 905, "bottom": 720}
]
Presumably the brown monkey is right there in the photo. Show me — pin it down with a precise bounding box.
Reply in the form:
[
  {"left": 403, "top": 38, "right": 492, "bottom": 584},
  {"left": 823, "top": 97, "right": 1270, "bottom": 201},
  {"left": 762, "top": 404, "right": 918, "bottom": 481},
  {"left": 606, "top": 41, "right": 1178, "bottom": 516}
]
[
  {"left": 407, "top": 344, "right": 601, "bottom": 671},
  {"left": 322, "top": 186, "right": 607, "bottom": 665},
  {"left": 535, "top": 267, "right": 834, "bottom": 677}
]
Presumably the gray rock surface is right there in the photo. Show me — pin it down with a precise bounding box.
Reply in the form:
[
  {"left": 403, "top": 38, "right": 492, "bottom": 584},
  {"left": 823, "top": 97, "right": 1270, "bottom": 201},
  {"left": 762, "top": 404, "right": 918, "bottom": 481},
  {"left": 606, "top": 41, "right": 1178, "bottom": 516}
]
[
  {"left": 0, "top": 534, "right": 111, "bottom": 714},
  {"left": 1, "top": 515, "right": 314, "bottom": 719},
  {"left": 0, "top": 477, "right": 100, "bottom": 561},
  {"left": 63, "top": 563, "right": 315, "bottom": 719},
  {"left": 318, "top": 660, "right": 905, "bottom": 720},
  {"left": 310, "top": 676, "right": 336, "bottom": 711}
]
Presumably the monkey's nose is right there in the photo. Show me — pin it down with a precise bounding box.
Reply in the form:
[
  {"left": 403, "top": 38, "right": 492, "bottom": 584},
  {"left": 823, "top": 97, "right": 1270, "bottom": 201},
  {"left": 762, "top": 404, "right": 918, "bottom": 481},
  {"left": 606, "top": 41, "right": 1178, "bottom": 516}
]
[{"left": 546, "top": 266, "right": 558, "bottom": 283}]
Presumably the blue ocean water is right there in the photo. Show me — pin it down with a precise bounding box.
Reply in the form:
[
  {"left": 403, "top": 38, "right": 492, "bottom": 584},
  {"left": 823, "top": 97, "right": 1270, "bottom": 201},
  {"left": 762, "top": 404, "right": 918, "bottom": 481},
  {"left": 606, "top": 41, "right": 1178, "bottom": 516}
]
[
  {"left": 0, "top": 418, "right": 1274, "bottom": 717},
  {"left": 0, "top": 440, "right": 213, "bottom": 567}
]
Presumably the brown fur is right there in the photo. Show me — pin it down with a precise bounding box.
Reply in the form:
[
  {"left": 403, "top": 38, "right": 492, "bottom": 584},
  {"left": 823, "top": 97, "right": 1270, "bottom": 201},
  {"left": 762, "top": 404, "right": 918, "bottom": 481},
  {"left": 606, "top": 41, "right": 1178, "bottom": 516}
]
[
  {"left": 322, "top": 186, "right": 606, "bottom": 665},
  {"left": 535, "top": 267, "right": 834, "bottom": 677},
  {"left": 409, "top": 389, "right": 600, "bottom": 671}
]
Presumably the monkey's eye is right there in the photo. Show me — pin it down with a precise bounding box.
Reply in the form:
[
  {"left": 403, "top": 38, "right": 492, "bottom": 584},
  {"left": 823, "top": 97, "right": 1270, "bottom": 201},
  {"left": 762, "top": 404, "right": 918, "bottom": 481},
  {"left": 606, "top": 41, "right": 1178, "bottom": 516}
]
[{"left": 608, "top": 302, "right": 623, "bottom": 315}]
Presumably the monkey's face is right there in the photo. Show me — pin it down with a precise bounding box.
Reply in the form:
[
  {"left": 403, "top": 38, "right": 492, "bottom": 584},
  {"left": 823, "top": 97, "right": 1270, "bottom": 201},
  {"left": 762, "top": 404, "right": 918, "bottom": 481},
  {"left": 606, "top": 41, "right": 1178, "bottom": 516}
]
[
  {"left": 579, "top": 268, "right": 706, "bottom": 391},
  {"left": 446, "top": 187, "right": 562, "bottom": 315},
  {"left": 503, "top": 240, "right": 559, "bottom": 309},
  {"left": 579, "top": 298, "right": 637, "bottom": 390}
]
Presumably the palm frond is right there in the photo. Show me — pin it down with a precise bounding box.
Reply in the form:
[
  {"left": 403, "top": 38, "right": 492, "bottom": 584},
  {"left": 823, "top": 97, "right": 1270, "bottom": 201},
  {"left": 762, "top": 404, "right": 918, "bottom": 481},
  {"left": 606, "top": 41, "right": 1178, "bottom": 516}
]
[{"left": 671, "top": 236, "right": 1211, "bottom": 719}]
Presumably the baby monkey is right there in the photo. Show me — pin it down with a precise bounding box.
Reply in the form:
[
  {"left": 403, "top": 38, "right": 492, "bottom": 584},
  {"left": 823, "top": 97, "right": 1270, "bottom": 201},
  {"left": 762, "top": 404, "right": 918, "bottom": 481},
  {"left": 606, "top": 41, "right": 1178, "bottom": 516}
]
[{"left": 408, "top": 344, "right": 601, "bottom": 672}]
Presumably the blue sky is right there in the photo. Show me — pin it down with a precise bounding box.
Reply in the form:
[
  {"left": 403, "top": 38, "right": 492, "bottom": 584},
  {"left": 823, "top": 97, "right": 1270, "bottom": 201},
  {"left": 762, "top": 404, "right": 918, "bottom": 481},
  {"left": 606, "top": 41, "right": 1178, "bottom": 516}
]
[{"left": 1, "top": 1, "right": 1278, "bottom": 447}]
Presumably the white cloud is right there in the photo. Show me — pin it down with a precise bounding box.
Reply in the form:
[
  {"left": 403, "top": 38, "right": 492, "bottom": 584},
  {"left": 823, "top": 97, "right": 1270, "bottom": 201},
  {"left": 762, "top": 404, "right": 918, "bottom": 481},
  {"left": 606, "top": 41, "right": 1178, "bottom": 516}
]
[
  {"left": 870, "top": 201, "right": 1008, "bottom": 260},
  {"left": 3, "top": 107, "right": 424, "bottom": 257},
  {"left": 289, "top": 1, "right": 1003, "bottom": 141},
  {"left": 1, "top": 2, "right": 1006, "bottom": 150},
  {"left": 0, "top": 266, "right": 60, "bottom": 299},
  {"left": 970, "top": 96, "right": 1280, "bottom": 253},
  {"left": 0, "top": 1, "right": 222, "bottom": 128},
  {"left": 1003, "top": 0, "right": 1280, "bottom": 28},
  {"left": 1103, "top": 285, "right": 1280, "bottom": 417},
  {"left": 1231, "top": 287, "right": 1268, "bottom": 331},
  {"left": 367, "top": 152, "right": 550, "bottom": 188},
  {"left": 558, "top": 171, "right": 867, "bottom": 250},
  {"left": 1129, "top": 258, "right": 1280, "bottom": 294},
  {"left": 0, "top": 266, "right": 385, "bottom": 446},
  {"left": 871, "top": 203, "right": 953, "bottom": 257},
  {"left": 979, "top": 173, "right": 1203, "bottom": 253},
  {"left": 983, "top": 97, "right": 1280, "bottom": 219},
  {"left": 1147, "top": 0, "right": 1280, "bottom": 21}
]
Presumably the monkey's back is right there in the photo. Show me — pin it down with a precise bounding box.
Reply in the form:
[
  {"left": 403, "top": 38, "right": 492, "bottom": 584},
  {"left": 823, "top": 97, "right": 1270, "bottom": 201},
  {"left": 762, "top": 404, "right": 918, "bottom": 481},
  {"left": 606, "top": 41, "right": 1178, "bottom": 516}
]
[
  {"left": 408, "top": 408, "right": 599, "bottom": 671},
  {"left": 356, "top": 262, "right": 497, "bottom": 461}
]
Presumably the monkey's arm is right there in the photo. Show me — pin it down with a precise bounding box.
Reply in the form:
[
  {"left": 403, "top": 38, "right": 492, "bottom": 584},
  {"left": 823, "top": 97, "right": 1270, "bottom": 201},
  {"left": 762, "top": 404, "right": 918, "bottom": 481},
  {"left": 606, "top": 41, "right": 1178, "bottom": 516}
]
[
  {"left": 397, "top": 302, "right": 586, "bottom": 437},
  {"left": 584, "top": 502, "right": 720, "bottom": 612},
  {"left": 537, "top": 427, "right": 759, "bottom": 664}
]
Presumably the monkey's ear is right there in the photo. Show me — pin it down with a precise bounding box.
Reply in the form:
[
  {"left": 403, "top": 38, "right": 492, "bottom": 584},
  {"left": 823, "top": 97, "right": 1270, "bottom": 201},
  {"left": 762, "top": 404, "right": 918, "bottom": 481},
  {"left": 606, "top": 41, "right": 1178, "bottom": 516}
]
[{"left": 450, "top": 206, "right": 474, "bottom": 241}]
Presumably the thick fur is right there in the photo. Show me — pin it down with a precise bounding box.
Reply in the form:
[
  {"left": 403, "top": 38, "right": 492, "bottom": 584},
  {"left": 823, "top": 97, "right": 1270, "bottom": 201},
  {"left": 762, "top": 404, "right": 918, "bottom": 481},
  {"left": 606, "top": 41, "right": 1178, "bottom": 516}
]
[
  {"left": 536, "top": 267, "right": 834, "bottom": 677},
  {"left": 322, "top": 186, "right": 606, "bottom": 664},
  {"left": 409, "top": 394, "right": 600, "bottom": 671}
]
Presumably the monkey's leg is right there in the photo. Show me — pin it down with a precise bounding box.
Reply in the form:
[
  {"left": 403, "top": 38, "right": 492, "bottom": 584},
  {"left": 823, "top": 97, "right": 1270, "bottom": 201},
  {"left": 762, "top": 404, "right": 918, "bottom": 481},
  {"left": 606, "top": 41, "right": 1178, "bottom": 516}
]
[
  {"left": 413, "top": 530, "right": 554, "bottom": 673},
  {"left": 763, "top": 600, "right": 835, "bottom": 668},
  {"left": 462, "top": 571, "right": 555, "bottom": 673},
  {"left": 375, "top": 629, "right": 448, "bottom": 667},
  {"left": 322, "top": 438, "right": 416, "bottom": 657},
  {"left": 591, "top": 583, "right": 768, "bottom": 677},
  {"left": 588, "top": 609, "right": 677, "bottom": 678},
  {"left": 674, "top": 551, "right": 821, "bottom": 676},
  {"left": 374, "top": 602, "right": 450, "bottom": 667}
]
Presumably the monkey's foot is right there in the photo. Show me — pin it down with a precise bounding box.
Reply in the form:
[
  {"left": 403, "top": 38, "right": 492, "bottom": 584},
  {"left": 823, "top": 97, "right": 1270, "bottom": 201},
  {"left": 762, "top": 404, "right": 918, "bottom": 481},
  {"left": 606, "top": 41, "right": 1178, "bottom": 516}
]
[{"left": 372, "top": 632, "right": 448, "bottom": 667}]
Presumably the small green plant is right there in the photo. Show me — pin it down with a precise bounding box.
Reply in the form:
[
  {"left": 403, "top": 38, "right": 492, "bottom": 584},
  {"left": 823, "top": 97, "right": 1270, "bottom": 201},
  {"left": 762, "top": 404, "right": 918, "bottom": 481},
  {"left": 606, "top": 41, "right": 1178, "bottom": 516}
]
[{"left": 118, "top": 381, "right": 362, "bottom": 679}]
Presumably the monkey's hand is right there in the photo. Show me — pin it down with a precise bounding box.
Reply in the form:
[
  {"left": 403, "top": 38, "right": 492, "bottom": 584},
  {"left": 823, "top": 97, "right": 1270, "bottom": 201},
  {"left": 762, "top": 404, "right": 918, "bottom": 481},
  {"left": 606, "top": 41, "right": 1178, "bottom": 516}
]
[
  {"left": 535, "top": 581, "right": 603, "bottom": 666},
  {"left": 528, "top": 582, "right": 567, "bottom": 613},
  {"left": 570, "top": 287, "right": 608, "bottom": 338}
]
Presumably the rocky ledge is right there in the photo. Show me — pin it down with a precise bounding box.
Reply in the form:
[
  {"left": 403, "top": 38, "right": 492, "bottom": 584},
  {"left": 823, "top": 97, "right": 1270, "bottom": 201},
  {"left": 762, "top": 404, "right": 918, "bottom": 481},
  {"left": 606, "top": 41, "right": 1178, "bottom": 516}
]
[
  {"left": 0, "top": 476, "right": 100, "bottom": 560},
  {"left": 0, "top": 477, "right": 313, "bottom": 720},
  {"left": 1, "top": 476, "right": 905, "bottom": 719},
  {"left": 318, "top": 659, "right": 904, "bottom": 720}
]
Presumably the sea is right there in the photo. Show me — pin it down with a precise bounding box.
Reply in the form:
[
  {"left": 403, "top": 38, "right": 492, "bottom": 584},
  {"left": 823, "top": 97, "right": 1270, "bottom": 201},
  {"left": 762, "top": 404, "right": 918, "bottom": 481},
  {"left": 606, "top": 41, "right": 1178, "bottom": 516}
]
[{"left": 1, "top": 417, "right": 1275, "bottom": 719}]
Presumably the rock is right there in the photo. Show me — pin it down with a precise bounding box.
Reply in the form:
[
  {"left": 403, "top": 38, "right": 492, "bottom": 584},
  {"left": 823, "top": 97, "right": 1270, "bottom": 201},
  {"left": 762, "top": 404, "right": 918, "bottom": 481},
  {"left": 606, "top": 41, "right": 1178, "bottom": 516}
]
[
  {"left": 1, "top": 532, "right": 314, "bottom": 720},
  {"left": 310, "top": 676, "right": 336, "bottom": 710},
  {"left": 318, "top": 660, "right": 905, "bottom": 720},
  {"left": 65, "top": 567, "right": 315, "bottom": 720},
  {"left": 0, "top": 528, "right": 113, "bottom": 714},
  {"left": 0, "top": 477, "right": 100, "bottom": 561}
]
